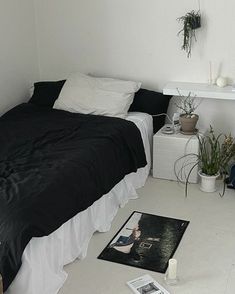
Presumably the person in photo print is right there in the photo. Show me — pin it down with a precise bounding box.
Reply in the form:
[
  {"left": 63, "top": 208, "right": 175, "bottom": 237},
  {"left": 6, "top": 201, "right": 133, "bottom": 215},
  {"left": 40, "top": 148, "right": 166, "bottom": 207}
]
[{"left": 106, "top": 213, "right": 161, "bottom": 263}]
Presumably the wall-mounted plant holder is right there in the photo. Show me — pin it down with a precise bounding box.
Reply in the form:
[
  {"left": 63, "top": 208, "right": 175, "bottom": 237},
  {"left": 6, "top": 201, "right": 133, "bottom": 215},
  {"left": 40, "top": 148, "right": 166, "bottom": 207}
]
[{"left": 177, "top": 10, "right": 201, "bottom": 58}]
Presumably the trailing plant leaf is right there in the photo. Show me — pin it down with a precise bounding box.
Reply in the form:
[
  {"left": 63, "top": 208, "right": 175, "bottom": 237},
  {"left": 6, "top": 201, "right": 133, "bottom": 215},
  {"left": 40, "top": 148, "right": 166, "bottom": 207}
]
[{"left": 177, "top": 10, "right": 201, "bottom": 58}]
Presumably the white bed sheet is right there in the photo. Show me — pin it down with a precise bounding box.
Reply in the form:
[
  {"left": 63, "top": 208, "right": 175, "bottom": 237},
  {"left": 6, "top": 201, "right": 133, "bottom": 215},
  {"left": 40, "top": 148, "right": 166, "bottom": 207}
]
[{"left": 6, "top": 112, "right": 153, "bottom": 294}]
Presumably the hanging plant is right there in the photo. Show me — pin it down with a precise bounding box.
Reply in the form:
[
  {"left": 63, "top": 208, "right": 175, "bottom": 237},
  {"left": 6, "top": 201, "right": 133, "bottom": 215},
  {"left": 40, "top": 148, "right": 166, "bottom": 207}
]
[{"left": 177, "top": 10, "right": 201, "bottom": 58}]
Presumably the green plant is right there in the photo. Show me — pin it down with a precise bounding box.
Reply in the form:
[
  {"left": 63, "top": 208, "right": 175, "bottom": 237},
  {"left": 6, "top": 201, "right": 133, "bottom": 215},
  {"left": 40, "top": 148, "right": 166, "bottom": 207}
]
[
  {"left": 175, "top": 126, "right": 235, "bottom": 196},
  {"left": 174, "top": 89, "right": 200, "bottom": 117},
  {"left": 177, "top": 10, "right": 201, "bottom": 58},
  {"left": 198, "top": 126, "right": 235, "bottom": 176}
]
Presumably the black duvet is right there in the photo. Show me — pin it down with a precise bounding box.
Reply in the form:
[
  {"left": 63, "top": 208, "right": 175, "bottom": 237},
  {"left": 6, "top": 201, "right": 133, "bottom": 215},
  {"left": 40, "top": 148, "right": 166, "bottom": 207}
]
[{"left": 0, "top": 103, "right": 146, "bottom": 291}]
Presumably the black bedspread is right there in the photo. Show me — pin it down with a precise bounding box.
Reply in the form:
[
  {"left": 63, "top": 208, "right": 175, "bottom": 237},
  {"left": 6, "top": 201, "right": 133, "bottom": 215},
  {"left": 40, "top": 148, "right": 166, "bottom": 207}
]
[{"left": 0, "top": 103, "right": 146, "bottom": 291}]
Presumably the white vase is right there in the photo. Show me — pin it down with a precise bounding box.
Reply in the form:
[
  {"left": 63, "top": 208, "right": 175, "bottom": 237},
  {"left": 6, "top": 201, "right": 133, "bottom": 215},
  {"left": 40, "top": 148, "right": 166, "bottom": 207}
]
[{"left": 198, "top": 171, "right": 219, "bottom": 193}]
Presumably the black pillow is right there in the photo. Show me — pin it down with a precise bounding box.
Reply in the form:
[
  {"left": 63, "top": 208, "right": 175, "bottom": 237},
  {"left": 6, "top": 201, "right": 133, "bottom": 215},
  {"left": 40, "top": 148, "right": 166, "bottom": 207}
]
[
  {"left": 129, "top": 88, "right": 172, "bottom": 133},
  {"left": 29, "top": 82, "right": 171, "bottom": 133},
  {"left": 29, "top": 80, "right": 66, "bottom": 108}
]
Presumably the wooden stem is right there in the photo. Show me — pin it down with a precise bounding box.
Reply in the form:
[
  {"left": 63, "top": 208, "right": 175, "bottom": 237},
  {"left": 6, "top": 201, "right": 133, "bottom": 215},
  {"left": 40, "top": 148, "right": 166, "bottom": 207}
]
[{"left": 0, "top": 274, "right": 3, "bottom": 294}]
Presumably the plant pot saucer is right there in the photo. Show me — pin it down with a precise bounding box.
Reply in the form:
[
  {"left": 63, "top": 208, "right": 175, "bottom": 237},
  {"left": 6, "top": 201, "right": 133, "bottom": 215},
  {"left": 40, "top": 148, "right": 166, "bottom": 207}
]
[{"left": 180, "top": 128, "right": 198, "bottom": 135}]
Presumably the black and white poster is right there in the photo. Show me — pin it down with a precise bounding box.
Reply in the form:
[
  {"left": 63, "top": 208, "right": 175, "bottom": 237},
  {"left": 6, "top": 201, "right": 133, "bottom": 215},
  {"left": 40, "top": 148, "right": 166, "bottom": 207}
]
[{"left": 98, "top": 211, "right": 189, "bottom": 273}]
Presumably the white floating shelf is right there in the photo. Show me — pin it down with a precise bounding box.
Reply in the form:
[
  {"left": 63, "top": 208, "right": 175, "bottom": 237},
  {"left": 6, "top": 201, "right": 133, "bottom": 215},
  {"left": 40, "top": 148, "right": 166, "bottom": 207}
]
[{"left": 163, "top": 81, "right": 235, "bottom": 100}]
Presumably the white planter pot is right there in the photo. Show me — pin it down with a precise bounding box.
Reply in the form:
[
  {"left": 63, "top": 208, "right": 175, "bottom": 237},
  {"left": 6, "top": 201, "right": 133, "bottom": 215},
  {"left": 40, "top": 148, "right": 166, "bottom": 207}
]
[{"left": 198, "top": 171, "right": 219, "bottom": 193}]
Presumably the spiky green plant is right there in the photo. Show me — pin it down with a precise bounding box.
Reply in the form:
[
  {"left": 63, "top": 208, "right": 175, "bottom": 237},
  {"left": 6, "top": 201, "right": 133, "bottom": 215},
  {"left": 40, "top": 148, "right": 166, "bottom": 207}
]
[
  {"left": 198, "top": 126, "right": 235, "bottom": 175},
  {"left": 175, "top": 126, "right": 235, "bottom": 197}
]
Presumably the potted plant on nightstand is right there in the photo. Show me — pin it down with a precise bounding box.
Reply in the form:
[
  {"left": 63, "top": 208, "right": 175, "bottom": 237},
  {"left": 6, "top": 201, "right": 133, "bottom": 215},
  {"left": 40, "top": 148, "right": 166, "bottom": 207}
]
[
  {"left": 174, "top": 89, "right": 200, "bottom": 135},
  {"left": 176, "top": 126, "right": 235, "bottom": 197}
]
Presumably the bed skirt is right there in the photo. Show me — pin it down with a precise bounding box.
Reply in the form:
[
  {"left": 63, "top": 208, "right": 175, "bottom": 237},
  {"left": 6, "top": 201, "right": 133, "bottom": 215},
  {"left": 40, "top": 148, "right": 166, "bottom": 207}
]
[{"left": 6, "top": 165, "right": 149, "bottom": 294}]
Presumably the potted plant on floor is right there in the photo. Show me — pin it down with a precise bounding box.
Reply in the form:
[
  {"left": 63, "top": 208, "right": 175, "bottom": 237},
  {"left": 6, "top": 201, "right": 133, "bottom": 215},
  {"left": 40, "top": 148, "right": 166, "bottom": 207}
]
[
  {"left": 174, "top": 89, "right": 200, "bottom": 135},
  {"left": 177, "top": 10, "right": 201, "bottom": 57},
  {"left": 197, "top": 126, "right": 235, "bottom": 194},
  {"left": 175, "top": 126, "right": 235, "bottom": 197}
]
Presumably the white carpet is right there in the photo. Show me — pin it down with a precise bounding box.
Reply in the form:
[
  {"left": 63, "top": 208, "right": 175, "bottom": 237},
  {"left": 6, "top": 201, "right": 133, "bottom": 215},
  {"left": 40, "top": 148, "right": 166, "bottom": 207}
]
[{"left": 59, "top": 176, "right": 235, "bottom": 294}]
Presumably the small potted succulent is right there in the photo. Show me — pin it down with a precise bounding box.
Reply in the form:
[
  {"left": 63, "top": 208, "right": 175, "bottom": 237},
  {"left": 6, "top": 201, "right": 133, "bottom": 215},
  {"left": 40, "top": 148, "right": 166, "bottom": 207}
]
[
  {"left": 174, "top": 89, "right": 200, "bottom": 134},
  {"left": 177, "top": 10, "right": 201, "bottom": 57},
  {"left": 175, "top": 126, "right": 235, "bottom": 197}
]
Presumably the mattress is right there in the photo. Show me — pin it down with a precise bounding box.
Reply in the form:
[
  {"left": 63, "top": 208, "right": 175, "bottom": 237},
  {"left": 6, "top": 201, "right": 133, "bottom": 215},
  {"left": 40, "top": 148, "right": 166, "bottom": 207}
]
[{"left": 6, "top": 112, "right": 153, "bottom": 294}]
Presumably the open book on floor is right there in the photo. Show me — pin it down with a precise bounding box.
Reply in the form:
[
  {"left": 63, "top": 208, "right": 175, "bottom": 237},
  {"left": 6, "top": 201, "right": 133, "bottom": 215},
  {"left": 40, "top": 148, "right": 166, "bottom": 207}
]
[{"left": 126, "top": 274, "right": 170, "bottom": 294}]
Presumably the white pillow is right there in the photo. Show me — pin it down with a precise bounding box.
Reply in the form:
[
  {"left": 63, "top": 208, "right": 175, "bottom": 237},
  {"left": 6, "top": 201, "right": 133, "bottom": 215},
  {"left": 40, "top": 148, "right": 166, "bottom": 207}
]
[{"left": 53, "top": 72, "right": 141, "bottom": 118}]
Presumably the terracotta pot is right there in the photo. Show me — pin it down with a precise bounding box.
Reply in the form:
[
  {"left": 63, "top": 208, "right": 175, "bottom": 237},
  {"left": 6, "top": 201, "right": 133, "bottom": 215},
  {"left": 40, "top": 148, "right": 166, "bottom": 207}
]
[
  {"left": 198, "top": 171, "right": 220, "bottom": 193},
  {"left": 179, "top": 114, "right": 199, "bottom": 134}
]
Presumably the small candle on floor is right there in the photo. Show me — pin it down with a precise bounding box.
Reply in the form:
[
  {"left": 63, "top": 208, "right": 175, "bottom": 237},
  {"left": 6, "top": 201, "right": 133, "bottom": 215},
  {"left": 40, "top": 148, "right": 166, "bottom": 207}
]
[{"left": 168, "top": 258, "right": 177, "bottom": 280}]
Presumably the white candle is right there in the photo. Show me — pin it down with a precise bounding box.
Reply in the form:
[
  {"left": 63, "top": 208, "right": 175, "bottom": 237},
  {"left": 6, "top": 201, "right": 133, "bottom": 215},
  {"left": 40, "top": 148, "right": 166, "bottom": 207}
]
[
  {"left": 209, "top": 61, "right": 212, "bottom": 85},
  {"left": 168, "top": 258, "right": 177, "bottom": 280}
]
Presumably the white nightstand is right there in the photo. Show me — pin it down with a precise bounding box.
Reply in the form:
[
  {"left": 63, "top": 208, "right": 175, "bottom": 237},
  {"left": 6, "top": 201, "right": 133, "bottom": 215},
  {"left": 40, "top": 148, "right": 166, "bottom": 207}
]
[{"left": 153, "top": 126, "right": 202, "bottom": 183}]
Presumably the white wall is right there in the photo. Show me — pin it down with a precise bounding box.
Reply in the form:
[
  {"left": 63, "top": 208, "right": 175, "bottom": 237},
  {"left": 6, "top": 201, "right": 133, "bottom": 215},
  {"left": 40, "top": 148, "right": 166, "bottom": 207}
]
[
  {"left": 0, "top": 0, "right": 39, "bottom": 114},
  {"left": 34, "top": 0, "right": 235, "bottom": 134}
]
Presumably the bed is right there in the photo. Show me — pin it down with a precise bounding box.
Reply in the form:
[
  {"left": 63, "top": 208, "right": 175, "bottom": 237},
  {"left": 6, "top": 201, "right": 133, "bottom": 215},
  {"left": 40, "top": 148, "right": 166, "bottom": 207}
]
[
  {"left": 3, "top": 110, "right": 152, "bottom": 294},
  {"left": 0, "top": 73, "right": 171, "bottom": 293}
]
